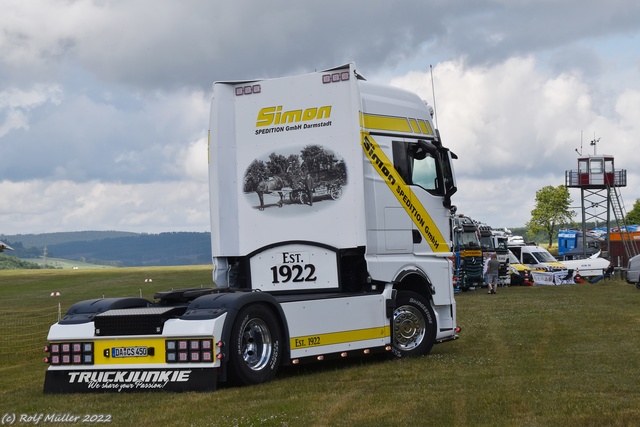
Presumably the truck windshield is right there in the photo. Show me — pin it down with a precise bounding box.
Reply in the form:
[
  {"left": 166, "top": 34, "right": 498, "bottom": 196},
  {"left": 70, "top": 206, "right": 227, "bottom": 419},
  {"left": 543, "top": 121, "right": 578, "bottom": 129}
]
[
  {"left": 496, "top": 238, "right": 508, "bottom": 250},
  {"left": 457, "top": 231, "right": 480, "bottom": 247},
  {"left": 480, "top": 236, "right": 494, "bottom": 249}
]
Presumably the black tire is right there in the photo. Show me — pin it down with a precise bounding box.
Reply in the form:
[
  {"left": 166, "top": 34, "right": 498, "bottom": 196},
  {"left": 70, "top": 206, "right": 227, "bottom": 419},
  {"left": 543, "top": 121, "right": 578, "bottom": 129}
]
[
  {"left": 391, "top": 291, "right": 436, "bottom": 358},
  {"left": 227, "top": 304, "right": 282, "bottom": 386},
  {"left": 636, "top": 283, "right": 640, "bottom": 290}
]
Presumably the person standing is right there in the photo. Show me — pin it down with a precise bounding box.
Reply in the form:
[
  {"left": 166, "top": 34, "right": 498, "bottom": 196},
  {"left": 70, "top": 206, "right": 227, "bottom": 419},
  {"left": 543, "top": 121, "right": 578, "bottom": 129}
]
[{"left": 486, "top": 254, "right": 500, "bottom": 294}]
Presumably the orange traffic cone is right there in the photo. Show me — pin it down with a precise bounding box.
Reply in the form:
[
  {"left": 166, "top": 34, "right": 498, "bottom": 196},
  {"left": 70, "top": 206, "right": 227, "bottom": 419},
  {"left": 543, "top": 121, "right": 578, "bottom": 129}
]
[{"left": 524, "top": 270, "right": 532, "bottom": 286}]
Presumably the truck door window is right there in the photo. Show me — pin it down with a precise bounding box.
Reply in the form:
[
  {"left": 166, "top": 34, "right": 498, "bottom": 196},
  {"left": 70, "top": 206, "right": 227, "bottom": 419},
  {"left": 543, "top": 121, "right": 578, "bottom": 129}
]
[
  {"left": 413, "top": 156, "right": 438, "bottom": 191},
  {"left": 523, "top": 253, "right": 537, "bottom": 264},
  {"left": 392, "top": 140, "right": 442, "bottom": 195}
]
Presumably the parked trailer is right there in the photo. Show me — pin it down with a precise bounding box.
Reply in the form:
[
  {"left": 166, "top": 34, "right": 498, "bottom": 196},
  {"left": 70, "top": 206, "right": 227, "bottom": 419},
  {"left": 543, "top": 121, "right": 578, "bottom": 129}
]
[{"left": 43, "top": 63, "right": 460, "bottom": 393}]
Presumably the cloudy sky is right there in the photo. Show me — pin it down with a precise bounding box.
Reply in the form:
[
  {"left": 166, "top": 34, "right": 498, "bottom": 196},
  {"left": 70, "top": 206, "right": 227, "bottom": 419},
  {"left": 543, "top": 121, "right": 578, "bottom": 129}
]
[{"left": 1, "top": 0, "right": 639, "bottom": 235}]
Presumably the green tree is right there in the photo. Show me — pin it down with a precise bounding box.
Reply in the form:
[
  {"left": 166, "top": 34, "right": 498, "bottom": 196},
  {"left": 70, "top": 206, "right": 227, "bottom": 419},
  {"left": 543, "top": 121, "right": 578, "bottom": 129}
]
[
  {"left": 625, "top": 198, "right": 640, "bottom": 225},
  {"left": 526, "top": 185, "right": 576, "bottom": 247}
]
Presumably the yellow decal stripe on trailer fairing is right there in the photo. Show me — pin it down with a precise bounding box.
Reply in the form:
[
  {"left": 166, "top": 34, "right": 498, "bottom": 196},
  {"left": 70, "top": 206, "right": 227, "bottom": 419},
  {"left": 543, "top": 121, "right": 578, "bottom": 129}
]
[
  {"left": 291, "top": 326, "right": 390, "bottom": 349},
  {"left": 361, "top": 113, "right": 435, "bottom": 135},
  {"left": 361, "top": 132, "right": 448, "bottom": 253}
]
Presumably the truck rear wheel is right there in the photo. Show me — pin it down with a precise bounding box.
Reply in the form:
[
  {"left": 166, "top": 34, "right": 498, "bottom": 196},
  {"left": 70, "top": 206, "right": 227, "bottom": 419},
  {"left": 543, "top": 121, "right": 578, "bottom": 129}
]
[
  {"left": 227, "top": 304, "right": 282, "bottom": 386},
  {"left": 391, "top": 291, "right": 436, "bottom": 358}
]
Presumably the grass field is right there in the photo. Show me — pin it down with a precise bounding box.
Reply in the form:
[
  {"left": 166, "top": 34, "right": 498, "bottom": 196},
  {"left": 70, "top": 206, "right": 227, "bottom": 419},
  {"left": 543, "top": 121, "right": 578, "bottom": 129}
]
[{"left": 1, "top": 267, "right": 639, "bottom": 426}]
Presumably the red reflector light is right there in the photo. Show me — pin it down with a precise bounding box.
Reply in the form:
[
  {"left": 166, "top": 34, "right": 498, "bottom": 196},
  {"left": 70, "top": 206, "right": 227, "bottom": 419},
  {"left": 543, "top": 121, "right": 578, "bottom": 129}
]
[{"left": 165, "top": 339, "right": 214, "bottom": 364}]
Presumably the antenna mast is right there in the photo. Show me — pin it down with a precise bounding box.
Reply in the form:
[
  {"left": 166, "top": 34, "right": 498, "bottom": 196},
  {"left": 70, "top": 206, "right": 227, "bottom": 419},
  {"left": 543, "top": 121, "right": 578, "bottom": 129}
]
[
  {"left": 430, "top": 64, "right": 439, "bottom": 129},
  {"left": 590, "top": 134, "right": 600, "bottom": 155},
  {"left": 575, "top": 131, "right": 583, "bottom": 156}
]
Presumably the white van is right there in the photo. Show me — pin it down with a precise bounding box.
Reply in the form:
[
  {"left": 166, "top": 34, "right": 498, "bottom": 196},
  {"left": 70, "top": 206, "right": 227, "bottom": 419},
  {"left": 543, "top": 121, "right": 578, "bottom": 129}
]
[
  {"left": 508, "top": 245, "right": 566, "bottom": 272},
  {"left": 626, "top": 254, "right": 640, "bottom": 288}
]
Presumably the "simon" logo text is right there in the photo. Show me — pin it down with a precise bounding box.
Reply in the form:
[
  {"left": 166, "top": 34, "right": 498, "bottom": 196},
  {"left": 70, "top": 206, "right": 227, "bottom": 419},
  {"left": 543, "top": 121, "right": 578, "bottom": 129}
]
[{"left": 256, "top": 105, "right": 331, "bottom": 127}]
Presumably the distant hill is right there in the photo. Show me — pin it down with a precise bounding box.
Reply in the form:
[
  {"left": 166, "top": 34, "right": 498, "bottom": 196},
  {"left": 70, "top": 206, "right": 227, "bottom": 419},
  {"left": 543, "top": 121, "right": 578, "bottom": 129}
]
[
  {"left": 1, "top": 231, "right": 139, "bottom": 248},
  {"left": 0, "top": 231, "right": 211, "bottom": 267}
]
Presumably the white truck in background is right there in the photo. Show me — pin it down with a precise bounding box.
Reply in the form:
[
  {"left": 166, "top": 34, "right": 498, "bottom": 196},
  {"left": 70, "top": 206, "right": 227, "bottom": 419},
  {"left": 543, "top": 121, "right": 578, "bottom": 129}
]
[{"left": 43, "top": 63, "right": 460, "bottom": 393}]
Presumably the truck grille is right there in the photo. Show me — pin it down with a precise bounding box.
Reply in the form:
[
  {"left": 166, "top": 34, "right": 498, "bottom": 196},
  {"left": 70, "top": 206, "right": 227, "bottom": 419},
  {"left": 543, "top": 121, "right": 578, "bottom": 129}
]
[{"left": 94, "top": 307, "right": 183, "bottom": 336}]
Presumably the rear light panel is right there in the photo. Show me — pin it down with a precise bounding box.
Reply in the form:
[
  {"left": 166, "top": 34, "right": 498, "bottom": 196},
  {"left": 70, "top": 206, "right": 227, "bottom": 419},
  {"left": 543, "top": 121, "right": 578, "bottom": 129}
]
[
  {"left": 165, "top": 339, "right": 214, "bottom": 364},
  {"left": 322, "top": 71, "right": 350, "bottom": 84},
  {"left": 235, "top": 85, "right": 261, "bottom": 96},
  {"left": 45, "top": 342, "right": 94, "bottom": 365}
]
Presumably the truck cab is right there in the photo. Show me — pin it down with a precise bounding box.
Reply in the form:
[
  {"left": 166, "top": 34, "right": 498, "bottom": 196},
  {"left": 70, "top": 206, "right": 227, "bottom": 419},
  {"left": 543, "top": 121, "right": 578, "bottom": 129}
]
[
  {"left": 43, "top": 63, "right": 460, "bottom": 393},
  {"left": 452, "top": 215, "right": 483, "bottom": 290}
]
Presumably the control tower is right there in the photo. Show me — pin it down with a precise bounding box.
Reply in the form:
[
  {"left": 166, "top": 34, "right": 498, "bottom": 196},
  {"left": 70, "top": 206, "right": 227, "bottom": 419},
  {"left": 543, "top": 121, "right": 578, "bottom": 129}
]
[{"left": 565, "top": 150, "right": 637, "bottom": 262}]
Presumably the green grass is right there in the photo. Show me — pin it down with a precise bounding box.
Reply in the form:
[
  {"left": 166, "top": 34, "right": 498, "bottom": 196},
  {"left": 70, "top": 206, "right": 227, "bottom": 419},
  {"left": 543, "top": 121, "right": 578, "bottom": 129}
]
[{"left": 1, "top": 267, "right": 640, "bottom": 426}]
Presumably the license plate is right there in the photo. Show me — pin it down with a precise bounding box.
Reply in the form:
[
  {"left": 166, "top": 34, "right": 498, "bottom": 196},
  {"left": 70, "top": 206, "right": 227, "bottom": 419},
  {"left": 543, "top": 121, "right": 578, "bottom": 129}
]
[{"left": 112, "top": 346, "right": 148, "bottom": 358}]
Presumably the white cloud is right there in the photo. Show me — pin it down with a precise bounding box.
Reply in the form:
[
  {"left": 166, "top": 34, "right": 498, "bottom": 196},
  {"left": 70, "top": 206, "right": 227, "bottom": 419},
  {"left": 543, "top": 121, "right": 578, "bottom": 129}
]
[
  {"left": 1, "top": 1, "right": 640, "bottom": 233},
  {"left": 0, "top": 179, "right": 210, "bottom": 235},
  {"left": 389, "top": 57, "right": 640, "bottom": 227},
  {"left": 0, "top": 84, "right": 62, "bottom": 137}
]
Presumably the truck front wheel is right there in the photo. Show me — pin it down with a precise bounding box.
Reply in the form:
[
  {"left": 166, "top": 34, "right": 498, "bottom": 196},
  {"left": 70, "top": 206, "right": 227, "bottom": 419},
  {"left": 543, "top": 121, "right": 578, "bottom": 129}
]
[
  {"left": 227, "top": 304, "right": 282, "bottom": 386},
  {"left": 391, "top": 291, "right": 436, "bottom": 358}
]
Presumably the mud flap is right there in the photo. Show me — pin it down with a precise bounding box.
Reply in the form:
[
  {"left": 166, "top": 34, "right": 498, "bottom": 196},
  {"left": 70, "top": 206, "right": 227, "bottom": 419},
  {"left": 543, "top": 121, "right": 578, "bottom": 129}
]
[{"left": 43, "top": 368, "right": 217, "bottom": 393}]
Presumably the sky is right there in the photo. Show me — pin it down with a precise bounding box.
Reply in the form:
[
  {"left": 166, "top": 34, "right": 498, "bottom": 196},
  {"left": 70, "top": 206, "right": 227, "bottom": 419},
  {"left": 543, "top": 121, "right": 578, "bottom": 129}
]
[{"left": 1, "top": 0, "right": 640, "bottom": 235}]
